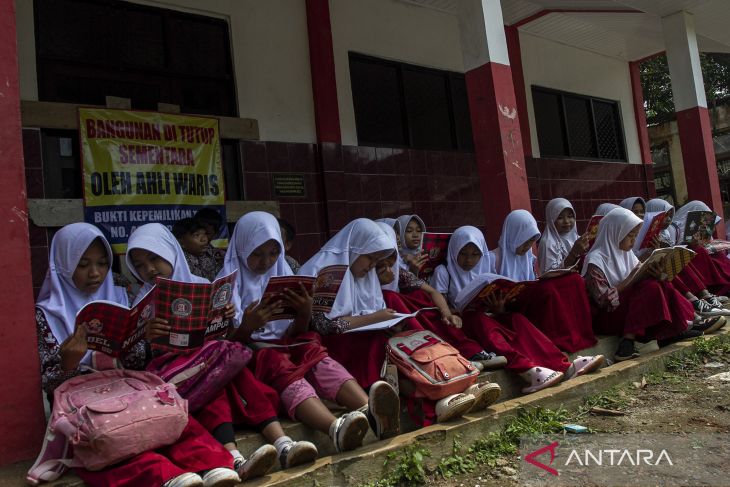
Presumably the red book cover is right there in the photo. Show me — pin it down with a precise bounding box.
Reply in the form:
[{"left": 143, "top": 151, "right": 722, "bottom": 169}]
[
  {"left": 152, "top": 270, "right": 237, "bottom": 353},
  {"left": 262, "top": 275, "right": 317, "bottom": 320},
  {"left": 462, "top": 279, "right": 532, "bottom": 313},
  {"left": 638, "top": 211, "right": 671, "bottom": 249},
  {"left": 417, "top": 232, "right": 452, "bottom": 279},
  {"left": 75, "top": 288, "right": 155, "bottom": 358},
  {"left": 583, "top": 215, "right": 603, "bottom": 249},
  {"left": 311, "top": 265, "right": 349, "bottom": 314}
]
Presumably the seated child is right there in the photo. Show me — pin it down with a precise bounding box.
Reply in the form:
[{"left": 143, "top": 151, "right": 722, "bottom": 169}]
[
  {"left": 35, "top": 223, "right": 238, "bottom": 487},
  {"left": 278, "top": 218, "right": 301, "bottom": 274},
  {"left": 127, "top": 223, "right": 316, "bottom": 478},
  {"left": 396, "top": 214, "right": 427, "bottom": 274},
  {"left": 537, "top": 198, "right": 589, "bottom": 274},
  {"left": 619, "top": 196, "right": 646, "bottom": 219},
  {"left": 192, "top": 208, "right": 226, "bottom": 281},
  {"left": 221, "top": 212, "right": 400, "bottom": 452}
]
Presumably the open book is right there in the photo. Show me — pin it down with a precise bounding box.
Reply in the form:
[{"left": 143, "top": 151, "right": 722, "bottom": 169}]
[
  {"left": 454, "top": 273, "right": 534, "bottom": 314},
  {"left": 261, "top": 275, "right": 317, "bottom": 321},
  {"left": 76, "top": 270, "right": 238, "bottom": 356},
  {"left": 417, "top": 232, "right": 452, "bottom": 279},
  {"left": 309, "top": 265, "right": 349, "bottom": 314},
  {"left": 637, "top": 211, "right": 671, "bottom": 249},
  {"left": 583, "top": 215, "right": 603, "bottom": 249},
  {"left": 623, "top": 246, "right": 696, "bottom": 289},
  {"left": 683, "top": 210, "right": 717, "bottom": 245},
  {"left": 344, "top": 307, "right": 437, "bottom": 333},
  {"left": 539, "top": 262, "right": 579, "bottom": 280}
]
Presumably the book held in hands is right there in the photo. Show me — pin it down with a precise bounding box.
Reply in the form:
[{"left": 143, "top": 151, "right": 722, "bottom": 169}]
[{"left": 417, "top": 232, "right": 452, "bottom": 279}]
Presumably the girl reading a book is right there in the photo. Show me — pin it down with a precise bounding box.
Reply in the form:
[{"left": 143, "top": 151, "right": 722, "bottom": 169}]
[
  {"left": 126, "top": 223, "right": 315, "bottom": 480},
  {"left": 396, "top": 214, "right": 428, "bottom": 274},
  {"left": 619, "top": 196, "right": 646, "bottom": 219},
  {"left": 35, "top": 223, "right": 240, "bottom": 487},
  {"left": 491, "top": 210, "right": 598, "bottom": 353},
  {"left": 537, "top": 198, "right": 590, "bottom": 274},
  {"left": 581, "top": 207, "right": 707, "bottom": 361},
  {"left": 431, "top": 226, "right": 603, "bottom": 394},
  {"left": 220, "top": 212, "right": 400, "bottom": 453},
  {"left": 300, "top": 219, "right": 478, "bottom": 424}
]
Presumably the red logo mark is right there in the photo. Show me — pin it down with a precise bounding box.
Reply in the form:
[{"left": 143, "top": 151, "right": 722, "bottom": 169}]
[{"left": 524, "top": 441, "right": 560, "bottom": 476}]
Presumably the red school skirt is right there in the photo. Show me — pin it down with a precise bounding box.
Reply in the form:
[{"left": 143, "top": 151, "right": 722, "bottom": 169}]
[{"left": 687, "top": 246, "right": 730, "bottom": 296}]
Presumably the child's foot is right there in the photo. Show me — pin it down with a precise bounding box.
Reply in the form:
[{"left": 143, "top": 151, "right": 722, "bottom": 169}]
[
  {"left": 200, "top": 468, "right": 240, "bottom": 487},
  {"left": 614, "top": 338, "right": 639, "bottom": 362},
  {"left": 658, "top": 329, "right": 703, "bottom": 347},
  {"left": 693, "top": 299, "right": 730, "bottom": 317},
  {"left": 279, "top": 440, "right": 318, "bottom": 469},
  {"left": 691, "top": 316, "right": 726, "bottom": 334},
  {"left": 704, "top": 294, "right": 728, "bottom": 310},
  {"left": 330, "top": 411, "right": 369, "bottom": 453},
  {"left": 469, "top": 351, "right": 508, "bottom": 370},
  {"left": 520, "top": 367, "right": 564, "bottom": 394},
  {"left": 234, "top": 445, "right": 276, "bottom": 481},
  {"left": 367, "top": 380, "right": 400, "bottom": 440},
  {"left": 464, "top": 381, "right": 501, "bottom": 413},
  {"left": 435, "top": 393, "right": 476, "bottom": 422},
  {"left": 163, "top": 473, "right": 203, "bottom": 487},
  {"left": 565, "top": 355, "right": 605, "bottom": 380}
]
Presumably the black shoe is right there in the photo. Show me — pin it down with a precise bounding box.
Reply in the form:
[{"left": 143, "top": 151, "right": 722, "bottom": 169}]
[
  {"left": 658, "top": 329, "right": 703, "bottom": 347},
  {"left": 691, "top": 316, "right": 726, "bottom": 334},
  {"left": 614, "top": 338, "right": 639, "bottom": 362}
]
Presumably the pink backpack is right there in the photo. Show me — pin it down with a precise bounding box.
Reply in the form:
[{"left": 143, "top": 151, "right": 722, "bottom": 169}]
[
  {"left": 27, "top": 369, "right": 188, "bottom": 483},
  {"left": 146, "top": 340, "right": 252, "bottom": 412}
]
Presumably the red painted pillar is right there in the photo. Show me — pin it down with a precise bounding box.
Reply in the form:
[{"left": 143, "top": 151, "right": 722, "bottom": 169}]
[
  {"left": 663, "top": 11, "right": 724, "bottom": 236},
  {"left": 0, "top": 0, "right": 46, "bottom": 465},
  {"left": 629, "top": 60, "right": 656, "bottom": 199},
  {"left": 459, "top": 1, "right": 530, "bottom": 245},
  {"left": 305, "top": 0, "right": 341, "bottom": 144},
  {"left": 504, "top": 25, "right": 532, "bottom": 158}
]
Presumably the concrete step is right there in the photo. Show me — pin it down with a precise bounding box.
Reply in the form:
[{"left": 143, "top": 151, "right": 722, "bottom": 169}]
[{"left": 0, "top": 335, "right": 666, "bottom": 486}]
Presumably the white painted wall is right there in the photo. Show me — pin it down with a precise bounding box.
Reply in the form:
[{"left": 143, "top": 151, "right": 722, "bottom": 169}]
[
  {"left": 519, "top": 31, "right": 642, "bottom": 164},
  {"left": 329, "top": 0, "right": 464, "bottom": 146},
  {"left": 14, "top": 0, "right": 316, "bottom": 143}
]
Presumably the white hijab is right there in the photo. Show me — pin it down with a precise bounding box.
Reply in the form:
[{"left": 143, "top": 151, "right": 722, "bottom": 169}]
[
  {"left": 396, "top": 214, "right": 425, "bottom": 257},
  {"left": 619, "top": 197, "right": 646, "bottom": 215},
  {"left": 497, "top": 210, "right": 540, "bottom": 281},
  {"left": 217, "top": 212, "right": 291, "bottom": 337},
  {"left": 442, "top": 226, "right": 494, "bottom": 305},
  {"left": 672, "top": 200, "right": 720, "bottom": 245},
  {"left": 375, "top": 218, "right": 397, "bottom": 228},
  {"left": 581, "top": 208, "right": 642, "bottom": 287},
  {"left": 126, "top": 223, "right": 207, "bottom": 306},
  {"left": 36, "top": 223, "right": 128, "bottom": 366},
  {"left": 645, "top": 198, "right": 675, "bottom": 244},
  {"left": 299, "top": 219, "right": 392, "bottom": 318},
  {"left": 376, "top": 222, "right": 400, "bottom": 292},
  {"left": 595, "top": 203, "right": 620, "bottom": 216},
  {"left": 538, "top": 198, "right": 579, "bottom": 274}
]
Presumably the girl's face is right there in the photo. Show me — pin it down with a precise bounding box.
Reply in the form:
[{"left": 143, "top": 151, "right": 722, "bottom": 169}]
[
  {"left": 73, "top": 238, "right": 110, "bottom": 294},
  {"left": 351, "top": 250, "right": 393, "bottom": 278},
  {"left": 404, "top": 219, "right": 423, "bottom": 250},
  {"left": 631, "top": 202, "right": 645, "bottom": 219},
  {"left": 457, "top": 243, "right": 482, "bottom": 271},
  {"left": 129, "top": 248, "right": 174, "bottom": 283},
  {"left": 375, "top": 254, "right": 398, "bottom": 285},
  {"left": 555, "top": 208, "right": 576, "bottom": 235},
  {"left": 247, "top": 239, "right": 281, "bottom": 274},
  {"left": 516, "top": 237, "right": 538, "bottom": 256},
  {"left": 619, "top": 224, "right": 642, "bottom": 251},
  {"left": 179, "top": 229, "right": 208, "bottom": 257}
]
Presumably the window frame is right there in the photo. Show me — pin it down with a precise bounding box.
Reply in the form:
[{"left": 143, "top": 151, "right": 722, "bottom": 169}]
[{"left": 532, "top": 85, "right": 628, "bottom": 163}]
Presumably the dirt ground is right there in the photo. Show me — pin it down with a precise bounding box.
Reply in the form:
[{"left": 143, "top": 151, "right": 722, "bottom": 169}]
[{"left": 427, "top": 357, "right": 730, "bottom": 487}]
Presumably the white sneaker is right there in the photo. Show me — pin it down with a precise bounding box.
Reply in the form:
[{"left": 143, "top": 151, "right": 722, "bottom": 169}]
[
  {"left": 201, "top": 468, "right": 240, "bottom": 487},
  {"left": 464, "top": 382, "right": 502, "bottom": 413},
  {"left": 234, "top": 444, "right": 276, "bottom": 481},
  {"left": 435, "top": 393, "right": 476, "bottom": 423},
  {"left": 330, "top": 411, "right": 369, "bottom": 453},
  {"left": 279, "top": 440, "right": 318, "bottom": 469},
  {"left": 163, "top": 472, "right": 203, "bottom": 487}
]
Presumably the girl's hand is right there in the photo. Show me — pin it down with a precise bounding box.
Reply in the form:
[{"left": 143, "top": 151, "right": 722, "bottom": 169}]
[
  {"left": 571, "top": 235, "right": 590, "bottom": 257},
  {"left": 484, "top": 291, "right": 507, "bottom": 314},
  {"left": 441, "top": 312, "right": 462, "bottom": 328},
  {"left": 372, "top": 308, "right": 398, "bottom": 322},
  {"left": 282, "top": 283, "right": 313, "bottom": 317},
  {"left": 243, "top": 297, "right": 282, "bottom": 331},
  {"left": 60, "top": 324, "right": 88, "bottom": 371},
  {"left": 145, "top": 318, "right": 171, "bottom": 341},
  {"left": 376, "top": 264, "right": 396, "bottom": 285},
  {"left": 223, "top": 303, "right": 236, "bottom": 320},
  {"left": 646, "top": 260, "right": 665, "bottom": 280},
  {"left": 650, "top": 235, "right": 662, "bottom": 250}
]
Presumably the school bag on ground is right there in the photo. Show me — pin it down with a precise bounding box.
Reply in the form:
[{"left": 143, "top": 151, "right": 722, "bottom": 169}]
[
  {"left": 146, "top": 339, "right": 252, "bottom": 412},
  {"left": 27, "top": 369, "right": 188, "bottom": 484},
  {"left": 384, "top": 330, "right": 478, "bottom": 401}
]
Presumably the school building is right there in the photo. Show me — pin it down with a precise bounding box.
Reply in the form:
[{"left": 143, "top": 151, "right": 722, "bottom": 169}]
[{"left": 2, "top": 0, "right": 730, "bottom": 465}]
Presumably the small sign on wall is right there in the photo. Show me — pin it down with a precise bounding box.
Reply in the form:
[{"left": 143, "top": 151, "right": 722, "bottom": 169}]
[{"left": 272, "top": 173, "right": 306, "bottom": 198}]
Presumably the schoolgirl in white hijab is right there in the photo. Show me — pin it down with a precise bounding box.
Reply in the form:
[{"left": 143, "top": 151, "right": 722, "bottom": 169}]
[
  {"left": 671, "top": 200, "right": 721, "bottom": 246},
  {"left": 581, "top": 208, "right": 642, "bottom": 288},
  {"left": 37, "top": 223, "right": 128, "bottom": 368},
  {"left": 645, "top": 198, "right": 675, "bottom": 245},
  {"left": 538, "top": 198, "right": 581, "bottom": 274},
  {"left": 299, "top": 219, "right": 393, "bottom": 319},
  {"left": 430, "top": 226, "right": 494, "bottom": 305},
  {"left": 396, "top": 214, "right": 425, "bottom": 271},
  {"left": 595, "top": 203, "right": 620, "bottom": 216},
  {"left": 493, "top": 210, "right": 541, "bottom": 281},
  {"left": 619, "top": 197, "right": 646, "bottom": 218}
]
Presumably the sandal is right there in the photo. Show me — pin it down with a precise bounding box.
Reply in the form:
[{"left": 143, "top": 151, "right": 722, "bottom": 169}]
[
  {"left": 565, "top": 355, "right": 605, "bottom": 380},
  {"left": 520, "top": 367, "right": 564, "bottom": 394},
  {"left": 464, "top": 381, "right": 502, "bottom": 413}
]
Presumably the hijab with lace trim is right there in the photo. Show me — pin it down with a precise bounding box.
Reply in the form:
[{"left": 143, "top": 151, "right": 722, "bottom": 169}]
[
  {"left": 37, "top": 223, "right": 128, "bottom": 366},
  {"left": 581, "top": 207, "right": 642, "bottom": 287},
  {"left": 496, "top": 210, "right": 541, "bottom": 281},
  {"left": 538, "top": 198, "right": 579, "bottom": 274},
  {"left": 299, "top": 219, "right": 392, "bottom": 319}
]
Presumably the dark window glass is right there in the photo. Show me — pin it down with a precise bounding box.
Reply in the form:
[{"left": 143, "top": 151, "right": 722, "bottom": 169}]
[
  {"left": 532, "top": 86, "right": 626, "bottom": 162},
  {"left": 349, "top": 53, "right": 473, "bottom": 151},
  {"left": 651, "top": 142, "right": 676, "bottom": 204}
]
